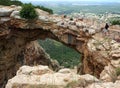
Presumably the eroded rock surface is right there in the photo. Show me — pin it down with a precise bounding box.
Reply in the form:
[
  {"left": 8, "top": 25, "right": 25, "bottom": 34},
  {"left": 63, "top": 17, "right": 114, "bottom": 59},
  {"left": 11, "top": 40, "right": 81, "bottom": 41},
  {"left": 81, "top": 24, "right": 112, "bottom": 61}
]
[
  {"left": 24, "top": 41, "right": 60, "bottom": 71},
  {"left": 0, "top": 5, "right": 120, "bottom": 87},
  {"left": 6, "top": 65, "right": 120, "bottom": 88},
  {"left": 6, "top": 65, "right": 99, "bottom": 88}
]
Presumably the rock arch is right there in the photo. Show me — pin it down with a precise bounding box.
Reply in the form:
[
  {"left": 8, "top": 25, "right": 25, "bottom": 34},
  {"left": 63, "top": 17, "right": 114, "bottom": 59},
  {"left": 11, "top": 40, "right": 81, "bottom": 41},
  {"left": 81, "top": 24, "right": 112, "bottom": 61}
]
[{"left": 0, "top": 6, "right": 120, "bottom": 87}]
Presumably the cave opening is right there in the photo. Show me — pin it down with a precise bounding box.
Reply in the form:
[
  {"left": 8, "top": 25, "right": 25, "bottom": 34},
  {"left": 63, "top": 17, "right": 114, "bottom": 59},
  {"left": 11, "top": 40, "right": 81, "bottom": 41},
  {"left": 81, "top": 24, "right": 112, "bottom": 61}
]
[{"left": 38, "top": 38, "right": 81, "bottom": 68}]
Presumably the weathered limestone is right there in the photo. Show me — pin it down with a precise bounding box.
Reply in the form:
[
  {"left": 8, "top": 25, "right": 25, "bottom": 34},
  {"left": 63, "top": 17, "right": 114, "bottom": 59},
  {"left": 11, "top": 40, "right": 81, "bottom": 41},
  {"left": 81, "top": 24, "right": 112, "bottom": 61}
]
[
  {"left": 6, "top": 65, "right": 100, "bottom": 88},
  {"left": 24, "top": 41, "right": 60, "bottom": 71},
  {"left": 0, "top": 8, "right": 13, "bottom": 17},
  {"left": 0, "top": 5, "right": 120, "bottom": 88},
  {"left": 10, "top": 11, "right": 20, "bottom": 19}
]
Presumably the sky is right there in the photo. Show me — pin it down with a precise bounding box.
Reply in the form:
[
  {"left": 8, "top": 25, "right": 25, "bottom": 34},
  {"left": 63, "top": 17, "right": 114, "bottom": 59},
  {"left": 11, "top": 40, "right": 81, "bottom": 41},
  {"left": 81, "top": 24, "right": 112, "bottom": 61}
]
[{"left": 19, "top": 0, "right": 120, "bottom": 2}]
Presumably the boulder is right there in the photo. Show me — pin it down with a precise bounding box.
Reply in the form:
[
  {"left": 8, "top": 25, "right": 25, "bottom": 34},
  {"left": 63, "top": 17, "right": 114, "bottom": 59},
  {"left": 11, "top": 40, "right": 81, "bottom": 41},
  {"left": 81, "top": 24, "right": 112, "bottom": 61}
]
[{"left": 0, "top": 8, "right": 13, "bottom": 17}]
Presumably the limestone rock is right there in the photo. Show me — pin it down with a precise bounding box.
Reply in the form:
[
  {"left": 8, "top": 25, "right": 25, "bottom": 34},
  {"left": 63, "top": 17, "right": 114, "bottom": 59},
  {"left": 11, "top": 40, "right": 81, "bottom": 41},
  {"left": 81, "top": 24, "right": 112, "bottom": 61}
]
[
  {"left": 24, "top": 41, "right": 60, "bottom": 71},
  {"left": 0, "top": 8, "right": 13, "bottom": 17},
  {"left": 10, "top": 11, "right": 20, "bottom": 19},
  {"left": 100, "top": 64, "right": 117, "bottom": 82},
  {"left": 88, "top": 29, "right": 96, "bottom": 35},
  {"left": 58, "top": 68, "right": 72, "bottom": 74},
  {"left": 6, "top": 65, "right": 81, "bottom": 88},
  {"left": 39, "top": 15, "right": 49, "bottom": 21},
  {"left": 111, "top": 59, "right": 120, "bottom": 67},
  {"left": 110, "top": 50, "right": 120, "bottom": 59},
  {"left": 36, "top": 8, "right": 49, "bottom": 16},
  {"left": 80, "top": 74, "right": 99, "bottom": 83},
  {"left": 86, "top": 81, "right": 120, "bottom": 88},
  {"left": 17, "top": 65, "right": 53, "bottom": 75},
  {"left": 0, "top": 5, "right": 120, "bottom": 88}
]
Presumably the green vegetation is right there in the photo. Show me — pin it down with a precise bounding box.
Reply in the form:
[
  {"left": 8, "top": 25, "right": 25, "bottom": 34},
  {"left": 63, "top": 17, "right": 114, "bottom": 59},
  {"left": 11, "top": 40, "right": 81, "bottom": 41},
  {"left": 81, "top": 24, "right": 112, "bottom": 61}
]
[
  {"left": 34, "top": 6, "right": 53, "bottom": 14},
  {"left": 116, "top": 67, "right": 120, "bottom": 76},
  {"left": 108, "top": 17, "right": 120, "bottom": 25},
  {"left": 0, "top": 0, "right": 53, "bottom": 14},
  {"left": 20, "top": 3, "right": 38, "bottom": 19},
  {"left": 0, "top": 0, "right": 23, "bottom": 6},
  {"left": 39, "top": 39, "right": 81, "bottom": 68}
]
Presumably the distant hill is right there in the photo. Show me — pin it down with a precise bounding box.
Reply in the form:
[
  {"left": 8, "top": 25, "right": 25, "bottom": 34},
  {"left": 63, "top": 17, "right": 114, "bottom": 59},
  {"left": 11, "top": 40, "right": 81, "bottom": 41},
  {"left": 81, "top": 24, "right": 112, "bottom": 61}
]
[{"left": 27, "top": 1, "right": 120, "bottom": 15}]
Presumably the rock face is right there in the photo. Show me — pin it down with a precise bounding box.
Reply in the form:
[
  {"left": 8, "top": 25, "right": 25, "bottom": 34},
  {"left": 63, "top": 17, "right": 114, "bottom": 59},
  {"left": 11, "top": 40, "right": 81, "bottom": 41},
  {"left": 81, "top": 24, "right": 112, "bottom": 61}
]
[
  {"left": 0, "top": 5, "right": 120, "bottom": 88},
  {"left": 24, "top": 41, "right": 60, "bottom": 71},
  {"left": 0, "top": 39, "right": 59, "bottom": 88},
  {"left": 6, "top": 65, "right": 100, "bottom": 88},
  {"left": 6, "top": 65, "right": 120, "bottom": 88}
]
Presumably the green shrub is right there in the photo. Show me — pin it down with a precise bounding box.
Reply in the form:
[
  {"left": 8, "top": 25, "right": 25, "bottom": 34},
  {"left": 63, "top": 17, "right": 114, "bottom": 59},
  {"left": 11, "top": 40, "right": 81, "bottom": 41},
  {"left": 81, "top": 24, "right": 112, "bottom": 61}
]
[
  {"left": 108, "top": 17, "right": 120, "bottom": 25},
  {"left": 34, "top": 5, "right": 53, "bottom": 14},
  {"left": 0, "top": 0, "right": 23, "bottom": 6},
  {"left": 20, "top": 3, "right": 38, "bottom": 19},
  {"left": 116, "top": 67, "right": 120, "bottom": 76},
  {"left": 110, "top": 20, "right": 120, "bottom": 25}
]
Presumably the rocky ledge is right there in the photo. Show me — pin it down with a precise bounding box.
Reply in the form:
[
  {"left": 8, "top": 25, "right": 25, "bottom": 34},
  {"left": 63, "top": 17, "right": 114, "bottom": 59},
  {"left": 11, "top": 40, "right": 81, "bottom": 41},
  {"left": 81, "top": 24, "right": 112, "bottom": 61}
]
[{"left": 6, "top": 65, "right": 120, "bottom": 88}]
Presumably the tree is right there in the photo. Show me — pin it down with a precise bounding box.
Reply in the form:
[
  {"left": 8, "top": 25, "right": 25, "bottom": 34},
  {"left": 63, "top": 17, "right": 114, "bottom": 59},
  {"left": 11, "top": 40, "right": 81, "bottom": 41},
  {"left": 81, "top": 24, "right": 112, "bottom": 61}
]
[{"left": 20, "top": 3, "right": 38, "bottom": 19}]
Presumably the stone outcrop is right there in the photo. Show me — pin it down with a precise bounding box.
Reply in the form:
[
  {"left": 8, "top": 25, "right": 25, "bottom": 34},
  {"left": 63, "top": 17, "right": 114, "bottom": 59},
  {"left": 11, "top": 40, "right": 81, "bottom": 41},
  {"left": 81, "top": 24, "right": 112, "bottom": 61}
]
[
  {"left": 6, "top": 65, "right": 100, "bottom": 88},
  {"left": 0, "top": 5, "right": 120, "bottom": 88},
  {"left": 6, "top": 65, "right": 120, "bottom": 88},
  {"left": 24, "top": 41, "right": 60, "bottom": 71}
]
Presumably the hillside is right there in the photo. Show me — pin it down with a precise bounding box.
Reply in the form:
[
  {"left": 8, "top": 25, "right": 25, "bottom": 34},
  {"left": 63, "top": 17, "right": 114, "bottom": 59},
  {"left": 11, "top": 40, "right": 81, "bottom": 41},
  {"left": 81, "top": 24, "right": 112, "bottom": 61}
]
[{"left": 39, "top": 39, "right": 81, "bottom": 68}]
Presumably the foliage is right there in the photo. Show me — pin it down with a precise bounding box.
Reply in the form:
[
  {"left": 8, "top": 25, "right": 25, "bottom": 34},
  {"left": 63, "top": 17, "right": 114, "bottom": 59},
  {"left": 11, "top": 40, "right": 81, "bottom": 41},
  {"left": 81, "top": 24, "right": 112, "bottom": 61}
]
[
  {"left": 34, "top": 5, "right": 53, "bottom": 14},
  {"left": 20, "top": 3, "right": 38, "bottom": 19},
  {"left": 39, "top": 39, "right": 81, "bottom": 68},
  {"left": 109, "top": 17, "right": 120, "bottom": 25},
  {"left": 116, "top": 67, "right": 120, "bottom": 76},
  {"left": 0, "top": 0, "right": 53, "bottom": 14},
  {"left": 10, "top": 0, "right": 23, "bottom": 6},
  {"left": 0, "top": 0, "right": 23, "bottom": 6}
]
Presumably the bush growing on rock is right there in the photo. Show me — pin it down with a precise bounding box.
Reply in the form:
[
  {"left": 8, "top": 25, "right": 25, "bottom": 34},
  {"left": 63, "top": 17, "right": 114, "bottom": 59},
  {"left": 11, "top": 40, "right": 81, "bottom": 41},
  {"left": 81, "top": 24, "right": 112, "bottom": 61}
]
[
  {"left": 116, "top": 67, "right": 120, "bottom": 76},
  {"left": 20, "top": 3, "right": 38, "bottom": 19}
]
